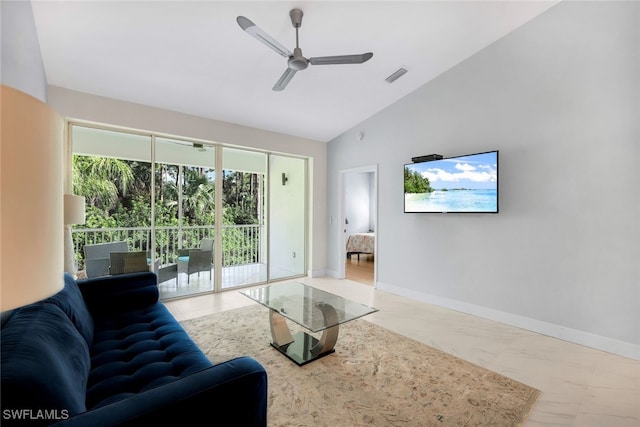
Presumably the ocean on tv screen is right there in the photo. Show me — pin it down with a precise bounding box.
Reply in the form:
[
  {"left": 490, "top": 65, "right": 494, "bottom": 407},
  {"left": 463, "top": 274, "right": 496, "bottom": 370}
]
[
  {"left": 404, "top": 189, "right": 497, "bottom": 213},
  {"left": 404, "top": 151, "right": 498, "bottom": 213}
]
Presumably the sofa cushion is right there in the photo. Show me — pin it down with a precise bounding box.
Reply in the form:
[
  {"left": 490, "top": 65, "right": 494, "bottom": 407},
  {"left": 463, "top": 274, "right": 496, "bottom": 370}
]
[
  {"left": 78, "top": 272, "right": 159, "bottom": 317},
  {"left": 0, "top": 303, "right": 90, "bottom": 418},
  {"left": 43, "top": 273, "right": 94, "bottom": 345},
  {"left": 86, "top": 302, "right": 212, "bottom": 409}
]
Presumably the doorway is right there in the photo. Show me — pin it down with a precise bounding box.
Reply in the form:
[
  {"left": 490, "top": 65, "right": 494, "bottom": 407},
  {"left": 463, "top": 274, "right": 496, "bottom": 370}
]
[{"left": 339, "top": 165, "right": 377, "bottom": 286}]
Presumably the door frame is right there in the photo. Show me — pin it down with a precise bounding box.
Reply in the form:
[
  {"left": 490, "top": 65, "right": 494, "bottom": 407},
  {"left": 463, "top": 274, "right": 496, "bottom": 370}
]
[{"left": 337, "top": 164, "right": 378, "bottom": 286}]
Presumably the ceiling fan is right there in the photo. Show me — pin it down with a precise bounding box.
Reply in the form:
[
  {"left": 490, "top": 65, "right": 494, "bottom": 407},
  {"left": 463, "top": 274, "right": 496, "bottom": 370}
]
[{"left": 236, "top": 9, "right": 373, "bottom": 91}]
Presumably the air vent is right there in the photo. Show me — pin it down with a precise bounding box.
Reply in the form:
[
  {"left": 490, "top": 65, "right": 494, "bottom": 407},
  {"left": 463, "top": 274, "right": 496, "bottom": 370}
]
[{"left": 385, "top": 67, "right": 408, "bottom": 83}]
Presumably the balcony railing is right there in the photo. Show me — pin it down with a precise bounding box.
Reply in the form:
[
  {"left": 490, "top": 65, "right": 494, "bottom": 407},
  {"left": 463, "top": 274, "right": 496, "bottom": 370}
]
[{"left": 72, "top": 224, "right": 264, "bottom": 270}]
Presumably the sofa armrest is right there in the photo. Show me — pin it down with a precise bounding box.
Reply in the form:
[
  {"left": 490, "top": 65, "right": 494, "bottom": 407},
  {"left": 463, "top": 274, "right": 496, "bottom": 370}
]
[
  {"left": 52, "top": 356, "right": 268, "bottom": 427},
  {"left": 77, "top": 272, "right": 159, "bottom": 316}
]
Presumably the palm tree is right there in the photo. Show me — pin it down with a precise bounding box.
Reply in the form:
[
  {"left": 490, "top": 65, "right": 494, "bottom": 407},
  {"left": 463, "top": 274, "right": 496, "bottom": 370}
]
[
  {"left": 73, "top": 155, "right": 134, "bottom": 209},
  {"left": 182, "top": 167, "right": 215, "bottom": 224}
]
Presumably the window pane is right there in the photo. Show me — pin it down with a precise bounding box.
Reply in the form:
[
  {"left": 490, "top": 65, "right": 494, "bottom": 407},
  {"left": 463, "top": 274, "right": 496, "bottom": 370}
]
[
  {"left": 71, "top": 126, "right": 152, "bottom": 277},
  {"left": 155, "top": 138, "right": 215, "bottom": 297},
  {"left": 221, "top": 147, "right": 267, "bottom": 288}
]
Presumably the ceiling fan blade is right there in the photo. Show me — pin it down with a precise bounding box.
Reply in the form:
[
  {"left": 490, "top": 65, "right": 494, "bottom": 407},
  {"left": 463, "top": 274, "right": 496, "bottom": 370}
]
[
  {"left": 273, "top": 68, "right": 297, "bottom": 91},
  {"left": 309, "top": 52, "right": 373, "bottom": 66},
  {"left": 237, "top": 16, "right": 292, "bottom": 58}
]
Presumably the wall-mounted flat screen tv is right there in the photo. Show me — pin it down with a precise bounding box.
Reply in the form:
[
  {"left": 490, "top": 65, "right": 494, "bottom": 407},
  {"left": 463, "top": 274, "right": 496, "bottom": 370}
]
[{"left": 404, "top": 150, "right": 498, "bottom": 213}]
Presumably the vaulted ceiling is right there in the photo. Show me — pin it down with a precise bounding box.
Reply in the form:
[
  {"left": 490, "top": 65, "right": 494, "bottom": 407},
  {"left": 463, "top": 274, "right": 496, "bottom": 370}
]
[{"left": 31, "top": 1, "right": 558, "bottom": 142}]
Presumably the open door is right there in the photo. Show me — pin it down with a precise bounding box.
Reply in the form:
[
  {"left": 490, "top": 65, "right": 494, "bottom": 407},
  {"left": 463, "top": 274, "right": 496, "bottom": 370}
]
[{"left": 339, "top": 165, "right": 377, "bottom": 286}]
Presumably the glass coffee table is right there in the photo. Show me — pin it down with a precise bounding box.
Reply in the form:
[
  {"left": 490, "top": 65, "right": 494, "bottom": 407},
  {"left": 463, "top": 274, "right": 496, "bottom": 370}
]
[{"left": 241, "top": 282, "right": 378, "bottom": 366}]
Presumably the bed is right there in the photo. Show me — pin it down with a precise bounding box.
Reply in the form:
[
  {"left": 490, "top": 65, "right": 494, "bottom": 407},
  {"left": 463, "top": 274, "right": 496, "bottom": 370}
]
[{"left": 346, "top": 232, "right": 375, "bottom": 260}]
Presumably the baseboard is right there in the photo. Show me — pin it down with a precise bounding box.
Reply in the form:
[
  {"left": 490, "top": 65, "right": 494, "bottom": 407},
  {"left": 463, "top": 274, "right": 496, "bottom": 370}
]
[
  {"left": 309, "top": 268, "right": 328, "bottom": 278},
  {"left": 322, "top": 269, "right": 339, "bottom": 279},
  {"left": 377, "top": 281, "right": 640, "bottom": 361}
]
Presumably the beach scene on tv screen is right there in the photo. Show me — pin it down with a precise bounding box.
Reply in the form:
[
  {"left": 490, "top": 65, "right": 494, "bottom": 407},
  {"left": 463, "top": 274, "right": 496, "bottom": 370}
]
[{"left": 404, "top": 151, "right": 498, "bottom": 213}]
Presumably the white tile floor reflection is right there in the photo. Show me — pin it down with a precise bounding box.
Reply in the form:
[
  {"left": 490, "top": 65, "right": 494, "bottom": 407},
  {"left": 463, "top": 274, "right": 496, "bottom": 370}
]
[
  {"left": 158, "top": 263, "right": 302, "bottom": 300},
  {"left": 164, "top": 277, "right": 640, "bottom": 427}
]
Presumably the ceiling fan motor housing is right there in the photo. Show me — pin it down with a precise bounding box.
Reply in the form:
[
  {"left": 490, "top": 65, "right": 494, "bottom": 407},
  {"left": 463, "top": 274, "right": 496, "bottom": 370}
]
[{"left": 288, "top": 47, "right": 309, "bottom": 70}]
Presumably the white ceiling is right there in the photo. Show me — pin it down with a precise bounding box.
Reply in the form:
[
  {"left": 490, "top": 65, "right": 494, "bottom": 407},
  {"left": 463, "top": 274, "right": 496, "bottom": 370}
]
[{"left": 31, "top": 1, "right": 558, "bottom": 142}]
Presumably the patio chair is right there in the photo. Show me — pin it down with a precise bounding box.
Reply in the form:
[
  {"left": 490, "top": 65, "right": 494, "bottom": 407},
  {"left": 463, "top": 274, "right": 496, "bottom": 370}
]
[
  {"left": 177, "top": 238, "right": 214, "bottom": 284},
  {"left": 177, "top": 238, "right": 214, "bottom": 261},
  {"left": 109, "top": 251, "right": 149, "bottom": 275},
  {"left": 84, "top": 241, "right": 128, "bottom": 278},
  {"left": 184, "top": 249, "right": 213, "bottom": 284},
  {"left": 200, "top": 238, "right": 214, "bottom": 252}
]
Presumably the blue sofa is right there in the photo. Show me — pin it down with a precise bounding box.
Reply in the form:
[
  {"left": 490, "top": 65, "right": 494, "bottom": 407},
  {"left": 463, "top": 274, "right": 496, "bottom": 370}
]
[{"left": 1, "top": 272, "right": 267, "bottom": 426}]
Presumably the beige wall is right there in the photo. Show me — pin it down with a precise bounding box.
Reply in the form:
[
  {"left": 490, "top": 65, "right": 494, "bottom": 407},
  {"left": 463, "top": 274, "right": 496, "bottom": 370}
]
[{"left": 1, "top": 85, "right": 64, "bottom": 309}]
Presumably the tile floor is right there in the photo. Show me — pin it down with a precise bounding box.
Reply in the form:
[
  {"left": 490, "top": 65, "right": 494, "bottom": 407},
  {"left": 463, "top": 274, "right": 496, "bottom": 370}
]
[
  {"left": 158, "top": 263, "right": 301, "bottom": 300},
  {"left": 164, "top": 276, "right": 640, "bottom": 427}
]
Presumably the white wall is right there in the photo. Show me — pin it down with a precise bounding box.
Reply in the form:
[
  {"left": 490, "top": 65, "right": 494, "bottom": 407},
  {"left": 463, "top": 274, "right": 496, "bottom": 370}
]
[
  {"left": 0, "top": 0, "right": 47, "bottom": 101},
  {"left": 47, "top": 86, "right": 328, "bottom": 278},
  {"left": 327, "top": 2, "right": 639, "bottom": 359},
  {"left": 269, "top": 155, "right": 306, "bottom": 277}
]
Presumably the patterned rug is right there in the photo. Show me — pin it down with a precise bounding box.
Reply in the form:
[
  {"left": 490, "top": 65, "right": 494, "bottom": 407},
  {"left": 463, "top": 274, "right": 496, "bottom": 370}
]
[{"left": 181, "top": 304, "right": 540, "bottom": 426}]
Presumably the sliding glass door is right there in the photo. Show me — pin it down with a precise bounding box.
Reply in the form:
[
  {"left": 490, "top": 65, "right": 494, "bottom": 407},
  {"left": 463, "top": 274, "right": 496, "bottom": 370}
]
[
  {"left": 71, "top": 126, "right": 153, "bottom": 277},
  {"left": 154, "top": 137, "right": 216, "bottom": 297},
  {"left": 70, "top": 123, "right": 307, "bottom": 299},
  {"left": 220, "top": 147, "right": 267, "bottom": 289}
]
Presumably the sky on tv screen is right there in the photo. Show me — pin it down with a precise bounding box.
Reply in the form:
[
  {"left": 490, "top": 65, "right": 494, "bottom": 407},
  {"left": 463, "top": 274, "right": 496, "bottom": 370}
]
[{"left": 406, "top": 151, "right": 497, "bottom": 190}]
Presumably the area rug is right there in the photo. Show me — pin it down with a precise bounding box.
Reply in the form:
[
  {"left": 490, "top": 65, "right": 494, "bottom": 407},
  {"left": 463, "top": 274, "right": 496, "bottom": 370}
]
[{"left": 181, "top": 304, "right": 540, "bottom": 426}]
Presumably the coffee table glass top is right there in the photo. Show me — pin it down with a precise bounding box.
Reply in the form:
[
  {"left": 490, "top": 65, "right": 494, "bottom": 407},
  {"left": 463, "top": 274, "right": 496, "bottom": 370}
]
[{"left": 241, "top": 282, "right": 378, "bottom": 332}]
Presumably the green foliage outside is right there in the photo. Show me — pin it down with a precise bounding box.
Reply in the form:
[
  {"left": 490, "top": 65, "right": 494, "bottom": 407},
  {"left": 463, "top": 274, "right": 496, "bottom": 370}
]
[
  {"left": 404, "top": 167, "right": 433, "bottom": 194},
  {"left": 73, "top": 155, "right": 263, "bottom": 267}
]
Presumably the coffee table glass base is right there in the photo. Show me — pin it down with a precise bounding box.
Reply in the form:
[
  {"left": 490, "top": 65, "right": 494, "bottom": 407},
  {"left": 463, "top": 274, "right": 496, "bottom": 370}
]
[
  {"left": 271, "top": 332, "right": 336, "bottom": 366},
  {"left": 241, "top": 282, "right": 378, "bottom": 366},
  {"left": 270, "top": 308, "right": 338, "bottom": 366}
]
